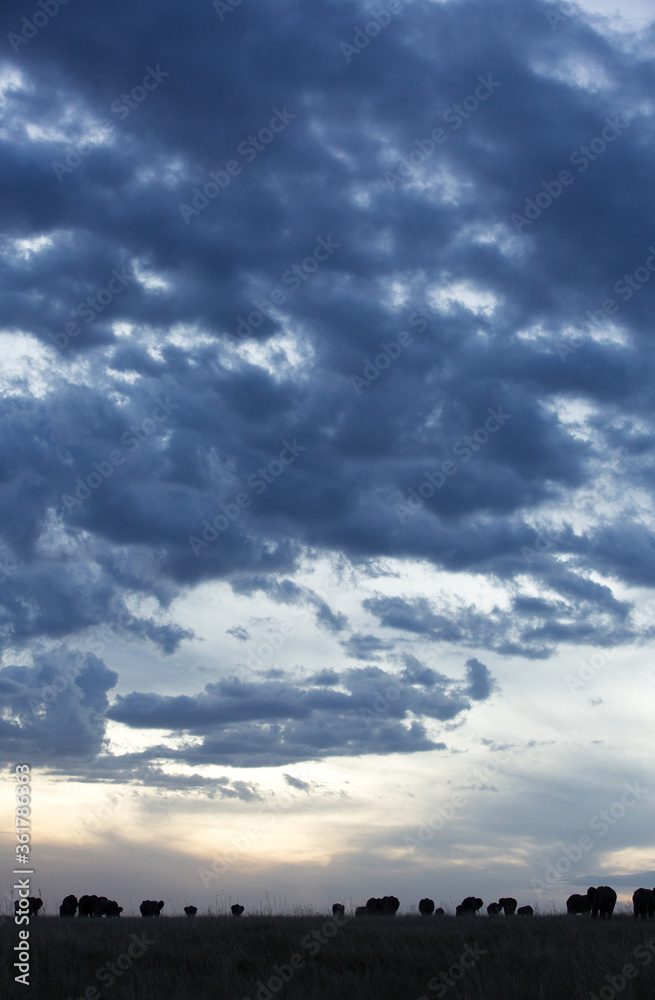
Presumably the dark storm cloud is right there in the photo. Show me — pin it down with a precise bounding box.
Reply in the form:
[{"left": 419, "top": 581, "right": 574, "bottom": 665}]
[
  {"left": 103, "top": 658, "right": 493, "bottom": 765},
  {"left": 1, "top": 0, "right": 654, "bottom": 771},
  {"left": 0, "top": 648, "right": 117, "bottom": 761}
]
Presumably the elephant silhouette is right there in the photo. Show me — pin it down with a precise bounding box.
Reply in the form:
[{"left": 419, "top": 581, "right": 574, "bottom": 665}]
[
  {"left": 566, "top": 893, "right": 591, "bottom": 915},
  {"left": 487, "top": 902, "right": 501, "bottom": 916},
  {"left": 231, "top": 904, "right": 244, "bottom": 917},
  {"left": 93, "top": 897, "right": 122, "bottom": 917},
  {"left": 140, "top": 900, "right": 164, "bottom": 917},
  {"left": 498, "top": 897, "right": 517, "bottom": 916},
  {"left": 59, "top": 894, "right": 78, "bottom": 917},
  {"left": 78, "top": 895, "right": 98, "bottom": 917},
  {"left": 434, "top": 907, "right": 445, "bottom": 916},
  {"left": 588, "top": 886, "right": 616, "bottom": 919},
  {"left": 517, "top": 905, "right": 534, "bottom": 916},
  {"left": 14, "top": 897, "right": 42, "bottom": 917},
  {"left": 419, "top": 898, "right": 435, "bottom": 916},
  {"left": 366, "top": 896, "right": 399, "bottom": 915},
  {"left": 632, "top": 888, "right": 655, "bottom": 919},
  {"left": 332, "top": 903, "right": 345, "bottom": 916},
  {"left": 184, "top": 905, "right": 198, "bottom": 917},
  {"left": 355, "top": 906, "right": 367, "bottom": 916},
  {"left": 456, "top": 897, "right": 483, "bottom": 916}
]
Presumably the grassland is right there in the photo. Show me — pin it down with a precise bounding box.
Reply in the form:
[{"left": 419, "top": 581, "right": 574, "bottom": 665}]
[{"left": 3, "top": 912, "right": 655, "bottom": 1000}]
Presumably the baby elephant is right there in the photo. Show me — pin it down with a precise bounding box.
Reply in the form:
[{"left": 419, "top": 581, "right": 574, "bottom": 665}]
[
  {"left": 184, "top": 905, "right": 197, "bottom": 917},
  {"left": 231, "top": 904, "right": 244, "bottom": 917}
]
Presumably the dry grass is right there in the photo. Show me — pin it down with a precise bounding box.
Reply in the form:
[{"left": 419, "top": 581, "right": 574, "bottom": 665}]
[{"left": 4, "top": 913, "right": 655, "bottom": 1000}]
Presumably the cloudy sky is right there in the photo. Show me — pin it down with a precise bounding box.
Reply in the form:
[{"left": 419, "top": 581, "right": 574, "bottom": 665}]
[{"left": 1, "top": 0, "right": 655, "bottom": 916}]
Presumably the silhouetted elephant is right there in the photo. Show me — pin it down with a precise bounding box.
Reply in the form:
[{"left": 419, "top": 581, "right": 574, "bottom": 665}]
[
  {"left": 355, "top": 906, "right": 367, "bottom": 916},
  {"left": 78, "top": 895, "right": 98, "bottom": 917},
  {"left": 140, "top": 899, "right": 164, "bottom": 917},
  {"left": 499, "top": 897, "right": 517, "bottom": 916},
  {"left": 517, "top": 905, "right": 534, "bottom": 916},
  {"left": 231, "top": 904, "right": 244, "bottom": 917},
  {"left": 366, "top": 896, "right": 399, "bottom": 915},
  {"left": 419, "top": 898, "right": 435, "bottom": 916},
  {"left": 184, "top": 905, "right": 197, "bottom": 917},
  {"left": 93, "top": 897, "right": 122, "bottom": 917},
  {"left": 456, "top": 897, "right": 483, "bottom": 916},
  {"left": 332, "top": 903, "right": 345, "bottom": 916},
  {"left": 566, "top": 893, "right": 591, "bottom": 915},
  {"left": 14, "top": 897, "right": 42, "bottom": 917},
  {"left": 633, "top": 888, "right": 655, "bottom": 919},
  {"left": 435, "top": 907, "right": 444, "bottom": 916},
  {"left": 59, "top": 894, "right": 78, "bottom": 917},
  {"left": 588, "top": 886, "right": 616, "bottom": 919},
  {"left": 487, "top": 902, "right": 501, "bottom": 916}
]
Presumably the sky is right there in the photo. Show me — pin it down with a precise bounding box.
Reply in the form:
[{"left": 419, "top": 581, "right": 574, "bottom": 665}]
[{"left": 1, "top": 0, "right": 655, "bottom": 917}]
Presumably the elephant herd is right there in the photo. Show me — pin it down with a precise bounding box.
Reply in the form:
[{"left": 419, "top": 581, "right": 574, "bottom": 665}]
[
  {"left": 41, "top": 895, "right": 246, "bottom": 918},
  {"left": 338, "top": 896, "right": 532, "bottom": 917},
  {"left": 566, "top": 886, "right": 655, "bottom": 920},
  {"left": 14, "top": 887, "right": 655, "bottom": 919},
  {"left": 486, "top": 899, "right": 533, "bottom": 917}
]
